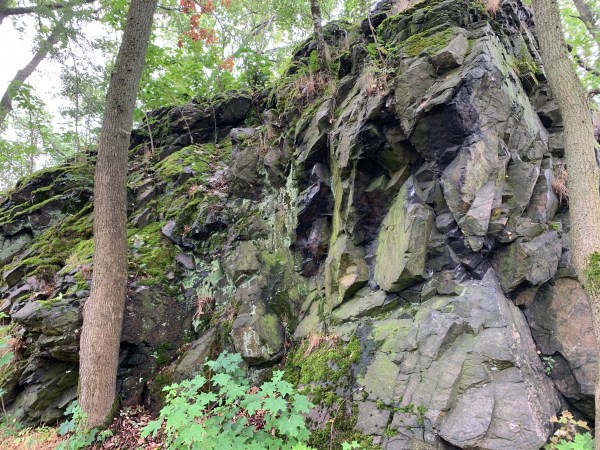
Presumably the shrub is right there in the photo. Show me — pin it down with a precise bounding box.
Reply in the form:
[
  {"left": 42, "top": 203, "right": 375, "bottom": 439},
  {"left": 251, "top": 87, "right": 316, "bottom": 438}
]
[
  {"left": 545, "top": 410, "right": 594, "bottom": 450},
  {"left": 141, "top": 351, "right": 314, "bottom": 449}
]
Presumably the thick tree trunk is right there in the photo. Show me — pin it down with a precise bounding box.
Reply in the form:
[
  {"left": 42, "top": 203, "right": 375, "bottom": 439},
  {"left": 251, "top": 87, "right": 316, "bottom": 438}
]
[
  {"left": 532, "top": 0, "right": 600, "bottom": 446},
  {"left": 309, "top": 0, "right": 330, "bottom": 69},
  {"left": 0, "top": 26, "right": 62, "bottom": 126},
  {"left": 79, "top": 0, "right": 157, "bottom": 429}
]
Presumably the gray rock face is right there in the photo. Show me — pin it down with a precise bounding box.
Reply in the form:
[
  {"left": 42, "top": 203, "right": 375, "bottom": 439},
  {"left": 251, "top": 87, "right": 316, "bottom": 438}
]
[
  {"left": 492, "top": 231, "right": 562, "bottom": 293},
  {"left": 228, "top": 129, "right": 264, "bottom": 200},
  {"left": 325, "top": 235, "right": 369, "bottom": 307},
  {"left": 175, "top": 328, "right": 217, "bottom": 380},
  {"left": 232, "top": 307, "right": 284, "bottom": 364},
  {"left": 525, "top": 278, "right": 597, "bottom": 419},
  {"left": 359, "top": 272, "right": 560, "bottom": 449},
  {"left": 374, "top": 177, "right": 434, "bottom": 292}
]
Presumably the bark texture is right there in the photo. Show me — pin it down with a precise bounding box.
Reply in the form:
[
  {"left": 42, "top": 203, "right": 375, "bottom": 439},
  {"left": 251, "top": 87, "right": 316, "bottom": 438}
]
[
  {"left": 0, "top": 26, "right": 62, "bottom": 126},
  {"left": 79, "top": 0, "right": 157, "bottom": 429},
  {"left": 532, "top": 0, "right": 600, "bottom": 445},
  {"left": 309, "top": 0, "right": 330, "bottom": 69}
]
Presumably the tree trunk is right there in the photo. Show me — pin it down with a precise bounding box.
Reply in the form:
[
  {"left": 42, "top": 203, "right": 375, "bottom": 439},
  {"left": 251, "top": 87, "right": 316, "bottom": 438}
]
[
  {"left": 572, "top": 0, "right": 600, "bottom": 47},
  {"left": 532, "top": 1, "right": 600, "bottom": 446},
  {"left": 309, "top": 0, "right": 330, "bottom": 69},
  {"left": 79, "top": 0, "right": 157, "bottom": 429},
  {"left": 0, "top": 26, "right": 62, "bottom": 126}
]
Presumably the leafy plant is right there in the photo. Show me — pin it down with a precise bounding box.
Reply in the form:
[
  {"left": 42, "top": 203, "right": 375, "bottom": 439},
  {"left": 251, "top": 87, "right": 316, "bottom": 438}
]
[
  {"left": 0, "top": 313, "right": 13, "bottom": 369},
  {"left": 542, "top": 355, "right": 555, "bottom": 375},
  {"left": 56, "top": 401, "right": 105, "bottom": 450},
  {"left": 545, "top": 410, "right": 594, "bottom": 449},
  {"left": 0, "top": 311, "right": 15, "bottom": 422},
  {"left": 141, "top": 351, "right": 314, "bottom": 449}
]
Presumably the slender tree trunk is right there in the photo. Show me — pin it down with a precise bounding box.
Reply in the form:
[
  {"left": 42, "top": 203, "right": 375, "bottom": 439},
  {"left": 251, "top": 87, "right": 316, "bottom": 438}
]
[
  {"left": 572, "top": 0, "right": 600, "bottom": 46},
  {"left": 79, "top": 0, "right": 157, "bottom": 429},
  {"left": 70, "top": 50, "right": 82, "bottom": 155},
  {"left": 309, "top": 0, "right": 330, "bottom": 69},
  {"left": 0, "top": 26, "right": 62, "bottom": 126},
  {"left": 532, "top": 1, "right": 600, "bottom": 446},
  {"left": 28, "top": 110, "right": 36, "bottom": 175}
]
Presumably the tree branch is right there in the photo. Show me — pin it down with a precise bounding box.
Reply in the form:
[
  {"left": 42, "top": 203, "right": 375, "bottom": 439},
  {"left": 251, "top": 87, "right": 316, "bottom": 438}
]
[
  {"left": 567, "top": 44, "right": 600, "bottom": 77},
  {"left": 0, "top": 0, "right": 96, "bottom": 26},
  {"left": 0, "top": 25, "right": 63, "bottom": 126},
  {"left": 571, "top": 0, "right": 600, "bottom": 47}
]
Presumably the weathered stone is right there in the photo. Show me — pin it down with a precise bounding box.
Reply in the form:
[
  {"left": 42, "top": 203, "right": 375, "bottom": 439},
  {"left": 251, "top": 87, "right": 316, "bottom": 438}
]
[
  {"left": 364, "top": 271, "right": 559, "bottom": 449},
  {"left": 175, "top": 252, "right": 195, "bottom": 270},
  {"left": 0, "top": 232, "right": 32, "bottom": 265},
  {"left": 228, "top": 138, "right": 263, "bottom": 200},
  {"left": 121, "top": 287, "right": 195, "bottom": 349},
  {"left": 230, "top": 127, "right": 257, "bottom": 142},
  {"left": 161, "top": 220, "right": 179, "bottom": 244},
  {"left": 325, "top": 235, "right": 369, "bottom": 307},
  {"left": 232, "top": 311, "right": 284, "bottom": 364},
  {"left": 441, "top": 140, "right": 496, "bottom": 224},
  {"left": 458, "top": 180, "right": 496, "bottom": 251},
  {"left": 222, "top": 241, "right": 261, "bottom": 284},
  {"left": 394, "top": 57, "right": 439, "bottom": 138},
  {"left": 356, "top": 401, "right": 391, "bottom": 436},
  {"left": 359, "top": 352, "right": 400, "bottom": 405},
  {"left": 525, "top": 158, "right": 559, "bottom": 224},
  {"left": 136, "top": 186, "right": 157, "bottom": 209},
  {"left": 6, "top": 359, "right": 78, "bottom": 424},
  {"left": 332, "top": 288, "right": 398, "bottom": 323},
  {"left": 293, "top": 295, "right": 325, "bottom": 339},
  {"left": 131, "top": 207, "right": 154, "bottom": 228},
  {"left": 295, "top": 100, "right": 331, "bottom": 165},
  {"left": 430, "top": 32, "right": 468, "bottom": 72},
  {"left": 492, "top": 231, "right": 562, "bottom": 292},
  {"left": 3, "top": 264, "right": 27, "bottom": 288},
  {"left": 525, "top": 278, "right": 596, "bottom": 419},
  {"left": 374, "top": 177, "right": 433, "bottom": 292},
  {"left": 548, "top": 132, "right": 564, "bottom": 157},
  {"left": 11, "top": 300, "right": 81, "bottom": 337},
  {"left": 175, "top": 328, "right": 217, "bottom": 380}
]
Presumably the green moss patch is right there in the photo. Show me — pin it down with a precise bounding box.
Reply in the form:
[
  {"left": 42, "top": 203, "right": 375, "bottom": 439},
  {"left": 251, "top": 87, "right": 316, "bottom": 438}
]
[
  {"left": 585, "top": 252, "right": 600, "bottom": 293},
  {"left": 401, "top": 27, "right": 454, "bottom": 57},
  {"left": 3, "top": 204, "right": 93, "bottom": 283},
  {"left": 285, "top": 335, "right": 361, "bottom": 387},
  {"left": 129, "top": 222, "right": 177, "bottom": 288}
]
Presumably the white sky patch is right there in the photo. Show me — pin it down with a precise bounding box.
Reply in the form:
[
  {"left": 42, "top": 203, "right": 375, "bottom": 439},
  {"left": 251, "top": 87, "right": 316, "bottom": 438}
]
[{"left": 1, "top": 17, "right": 113, "bottom": 136}]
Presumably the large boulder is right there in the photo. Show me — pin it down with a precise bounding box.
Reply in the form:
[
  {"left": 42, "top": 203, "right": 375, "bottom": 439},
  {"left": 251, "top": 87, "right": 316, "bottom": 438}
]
[
  {"left": 232, "top": 305, "right": 285, "bottom": 365},
  {"left": 492, "top": 231, "right": 562, "bottom": 293},
  {"left": 359, "top": 271, "right": 560, "bottom": 449}
]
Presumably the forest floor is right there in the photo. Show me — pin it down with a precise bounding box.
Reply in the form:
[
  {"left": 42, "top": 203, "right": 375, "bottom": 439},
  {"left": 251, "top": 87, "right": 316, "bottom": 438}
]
[{"left": 0, "top": 405, "right": 161, "bottom": 449}]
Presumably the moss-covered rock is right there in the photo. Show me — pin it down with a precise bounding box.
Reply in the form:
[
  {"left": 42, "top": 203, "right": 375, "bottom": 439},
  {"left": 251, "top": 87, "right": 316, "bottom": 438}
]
[{"left": 374, "top": 177, "right": 433, "bottom": 292}]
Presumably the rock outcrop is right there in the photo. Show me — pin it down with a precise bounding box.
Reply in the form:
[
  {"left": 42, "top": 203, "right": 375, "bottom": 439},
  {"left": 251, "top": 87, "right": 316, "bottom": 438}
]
[{"left": 0, "top": 0, "right": 594, "bottom": 448}]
